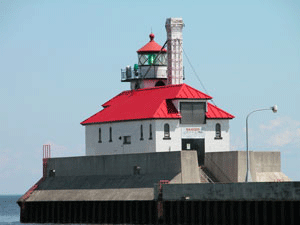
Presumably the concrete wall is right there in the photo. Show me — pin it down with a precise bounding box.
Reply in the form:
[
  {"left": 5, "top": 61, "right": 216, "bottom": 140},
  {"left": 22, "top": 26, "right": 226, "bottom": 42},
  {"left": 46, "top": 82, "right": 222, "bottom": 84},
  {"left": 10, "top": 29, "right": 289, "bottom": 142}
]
[
  {"left": 160, "top": 182, "right": 300, "bottom": 201},
  {"left": 205, "top": 151, "right": 285, "bottom": 182},
  {"left": 48, "top": 151, "right": 179, "bottom": 177},
  {"left": 237, "top": 151, "right": 282, "bottom": 182},
  {"left": 180, "top": 151, "right": 201, "bottom": 183},
  {"left": 25, "top": 151, "right": 200, "bottom": 202},
  {"left": 205, "top": 151, "right": 238, "bottom": 182},
  {"left": 46, "top": 151, "right": 200, "bottom": 184}
]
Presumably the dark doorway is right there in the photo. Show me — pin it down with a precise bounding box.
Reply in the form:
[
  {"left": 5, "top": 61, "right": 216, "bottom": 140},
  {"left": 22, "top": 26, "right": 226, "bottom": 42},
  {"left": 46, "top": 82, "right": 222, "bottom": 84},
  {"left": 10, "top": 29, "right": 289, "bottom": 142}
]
[
  {"left": 155, "top": 81, "right": 165, "bottom": 87},
  {"left": 182, "top": 139, "right": 205, "bottom": 166}
]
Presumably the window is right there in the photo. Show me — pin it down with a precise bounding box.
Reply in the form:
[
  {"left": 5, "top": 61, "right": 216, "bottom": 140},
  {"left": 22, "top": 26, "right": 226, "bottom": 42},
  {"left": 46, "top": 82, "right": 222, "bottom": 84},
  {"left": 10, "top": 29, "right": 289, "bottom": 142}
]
[
  {"left": 149, "top": 124, "right": 153, "bottom": 140},
  {"left": 180, "top": 102, "right": 206, "bottom": 124},
  {"left": 123, "top": 136, "right": 131, "bottom": 144},
  {"left": 215, "top": 123, "right": 222, "bottom": 139},
  {"left": 109, "top": 127, "right": 112, "bottom": 142},
  {"left": 138, "top": 53, "right": 167, "bottom": 66},
  {"left": 163, "top": 123, "right": 171, "bottom": 140},
  {"left": 98, "top": 128, "right": 102, "bottom": 143},
  {"left": 140, "top": 125, "right": 144, "bottom": 140}
]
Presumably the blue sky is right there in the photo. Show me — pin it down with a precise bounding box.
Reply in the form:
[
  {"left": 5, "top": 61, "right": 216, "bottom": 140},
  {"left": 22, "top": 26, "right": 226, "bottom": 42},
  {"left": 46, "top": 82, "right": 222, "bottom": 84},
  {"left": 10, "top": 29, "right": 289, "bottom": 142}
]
[{"left": 0, "top": 0, "right": 299, "bottom": 194}]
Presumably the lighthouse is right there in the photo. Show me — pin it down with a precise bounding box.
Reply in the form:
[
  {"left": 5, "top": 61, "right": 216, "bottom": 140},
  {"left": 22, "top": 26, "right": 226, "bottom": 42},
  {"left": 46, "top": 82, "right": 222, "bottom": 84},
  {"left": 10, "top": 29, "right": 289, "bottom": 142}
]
[{"left": 81, "top": 18, "right": 234, "bottom": 165}]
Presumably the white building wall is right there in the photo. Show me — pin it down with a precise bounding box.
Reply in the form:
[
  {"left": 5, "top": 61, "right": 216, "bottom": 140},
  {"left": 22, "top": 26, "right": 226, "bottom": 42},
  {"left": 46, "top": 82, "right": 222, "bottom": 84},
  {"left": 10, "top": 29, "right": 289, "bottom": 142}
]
[
  {"left": 140, "top": 66, "right": 167, "bottom": 79},
  {"left": 130, "top": 79, "right": 167, "bottom": 90},
  {"left": 172, "top": 99, "right": 231, "bottom": 152},
  {"left": 179, "top": 119, "right": 230, "bottom": 152},
  {"left": 204, "top": 119, "right": 230, "bottom": 152},
  {"left": 142, "top": 79, "right": 166, "bottom": 89},
  {"left": 85, "top": 120, "right": 156, "bottom": 156},
  {"left": 85, "top": 118, "right": 231, "bottom": 156},
  {"left": 155, "top": 119, "right": 182, "bottom": 152}
]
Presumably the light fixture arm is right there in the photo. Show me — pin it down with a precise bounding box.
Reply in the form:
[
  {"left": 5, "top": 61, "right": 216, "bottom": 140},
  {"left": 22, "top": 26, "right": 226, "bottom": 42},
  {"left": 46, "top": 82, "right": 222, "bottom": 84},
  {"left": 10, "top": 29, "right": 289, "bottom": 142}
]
[{"left": 245, "top": 105, "right": 277, "bottom": 182}]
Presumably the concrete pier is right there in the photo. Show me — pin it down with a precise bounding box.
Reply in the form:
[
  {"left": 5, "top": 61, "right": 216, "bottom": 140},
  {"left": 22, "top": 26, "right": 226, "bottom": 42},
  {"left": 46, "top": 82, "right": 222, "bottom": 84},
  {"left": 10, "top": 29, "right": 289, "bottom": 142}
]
[{"left": 18, "top": 151, "right": 299, "bottom": 224}]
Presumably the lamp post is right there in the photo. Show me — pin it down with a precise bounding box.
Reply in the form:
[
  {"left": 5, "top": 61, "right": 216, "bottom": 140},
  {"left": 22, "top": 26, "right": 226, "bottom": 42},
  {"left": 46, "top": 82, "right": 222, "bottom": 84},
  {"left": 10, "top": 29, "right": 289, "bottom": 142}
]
[{"left": 245, "top": 105, "right": 278, "bottom": 182}]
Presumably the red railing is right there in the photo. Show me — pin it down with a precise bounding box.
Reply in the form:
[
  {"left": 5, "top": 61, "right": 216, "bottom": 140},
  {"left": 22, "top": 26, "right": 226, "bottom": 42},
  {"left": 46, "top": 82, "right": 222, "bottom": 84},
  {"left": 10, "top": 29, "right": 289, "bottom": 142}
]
[
  {"left": 157, "top": 180, "right": 170, "bottom": 220},
  {"left": 158, "top": 180, "right": 170, "bottom": 193},
  {"left": 20, "top": 144, "right": 51, "bottom": 202},
  {"left": 43, "top": 144, "right": 51, "bottom": 159},
  {"left": 21, "top": 177, "right": 45, "bottom": 201},
  {"left": 42, "top": 144, "right": 51, "bottom": 178}
]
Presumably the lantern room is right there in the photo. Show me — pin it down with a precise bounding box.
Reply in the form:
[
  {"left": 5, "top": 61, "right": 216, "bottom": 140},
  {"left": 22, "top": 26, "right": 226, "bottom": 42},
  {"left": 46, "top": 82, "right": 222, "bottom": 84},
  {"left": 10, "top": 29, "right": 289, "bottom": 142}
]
[
  {"left": 121, "top": 33, "right": 168, "bottom": 90},
  {"left": 137, "top": 33, "right": 167, "bottom": 67}
]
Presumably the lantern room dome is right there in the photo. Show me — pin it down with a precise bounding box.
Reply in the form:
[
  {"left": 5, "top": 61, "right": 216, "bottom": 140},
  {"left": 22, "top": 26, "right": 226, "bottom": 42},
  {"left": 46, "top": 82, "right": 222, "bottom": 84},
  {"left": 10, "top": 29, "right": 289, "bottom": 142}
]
[
  {"left": 137, "top": 33, "right": 167, "bottom": 53},
  {"left": 149, "top": 33, "right": 155, "bottom": 40}
]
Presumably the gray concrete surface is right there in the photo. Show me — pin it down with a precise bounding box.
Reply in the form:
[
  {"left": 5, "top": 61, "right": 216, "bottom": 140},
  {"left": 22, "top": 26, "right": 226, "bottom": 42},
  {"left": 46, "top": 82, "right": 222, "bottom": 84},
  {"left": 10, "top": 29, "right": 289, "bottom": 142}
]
[
  {"left": 26, "top": 151, "right": 201, "bottom": 202},
  {"left": 47, "top": 151, "right": 179, "bottom": 177},
  {"left": 160, "top": 182, "right": 300, "bottom": 201},
  {"left": 38, "top": 175, "right": 178, "bottom": 190},
  {"left": 27, "top": 188, "right": 154, "bottom": 201},
  {"left": 180, "top": 151, "right": 201, "bottom": 183},
  {"left": 256, "top": 172, "right": 291, "bottom": 182},
  {"left": 45, "top": 151, "right": 200, "bottom": 184},
  {"left": 205, "top": 151, "right": 285, "bottom": 182},
  {"left": 25, "top": 151, "right": 290, "bottom": 202},
  {"left": 247, "top": 151, "right": 281, "bottom": 182},
  {"left": 205, "top": 151, "right": 238, "bottom": 182}
]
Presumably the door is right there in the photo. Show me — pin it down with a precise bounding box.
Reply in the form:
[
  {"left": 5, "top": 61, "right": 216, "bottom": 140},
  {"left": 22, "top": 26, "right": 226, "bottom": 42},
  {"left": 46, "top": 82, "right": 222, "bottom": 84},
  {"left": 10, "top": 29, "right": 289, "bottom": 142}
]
[{"left": 182, "top": 139, "right": 205, "bottom": 166}]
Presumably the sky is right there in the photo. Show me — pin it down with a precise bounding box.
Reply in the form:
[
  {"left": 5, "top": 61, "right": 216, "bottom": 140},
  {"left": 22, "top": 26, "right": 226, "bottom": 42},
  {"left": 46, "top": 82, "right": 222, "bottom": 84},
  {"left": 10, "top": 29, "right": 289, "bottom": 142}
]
[{"left": 0, "top": 0, "right": 299, "bottom": 194}]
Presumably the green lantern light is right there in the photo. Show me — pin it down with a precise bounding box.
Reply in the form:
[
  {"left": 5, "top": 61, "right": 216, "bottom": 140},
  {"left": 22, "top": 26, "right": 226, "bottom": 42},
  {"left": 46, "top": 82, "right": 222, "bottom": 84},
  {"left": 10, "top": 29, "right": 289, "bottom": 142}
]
[
  {"left": 148, "top": 54, "right": 156, "bottom": 65},
  {"left": 134, "top": 64, "right": 139, "bottom": 71}
]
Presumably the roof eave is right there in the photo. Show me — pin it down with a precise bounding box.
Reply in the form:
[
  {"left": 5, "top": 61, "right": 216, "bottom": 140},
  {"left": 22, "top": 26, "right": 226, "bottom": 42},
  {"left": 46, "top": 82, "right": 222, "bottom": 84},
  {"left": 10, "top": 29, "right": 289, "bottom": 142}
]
[
  {"left": 206, "top": 117, "right": 235, "bottom": 120},
  {"left": 137, "top": 50, "right": 167, "bottom": 54},
  {"left": 172, "top": 97, "right": 213, "bottom": 100},
  {"left": 81, "top": 117, "right": 181, "bottom": 125}
]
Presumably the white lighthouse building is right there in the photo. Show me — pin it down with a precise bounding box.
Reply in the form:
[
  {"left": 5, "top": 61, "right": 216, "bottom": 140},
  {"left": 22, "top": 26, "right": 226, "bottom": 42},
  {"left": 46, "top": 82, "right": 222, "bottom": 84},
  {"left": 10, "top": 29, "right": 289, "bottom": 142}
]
[{"left": 81, "top": 18, "right": 234, "bottom": 165}]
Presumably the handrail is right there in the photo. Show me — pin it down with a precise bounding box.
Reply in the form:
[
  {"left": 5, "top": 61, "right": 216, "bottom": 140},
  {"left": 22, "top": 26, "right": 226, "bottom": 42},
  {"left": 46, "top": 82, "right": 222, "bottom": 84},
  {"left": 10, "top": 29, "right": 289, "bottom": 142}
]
[
  {"left": 205, "top": 156, "right": 232, "bottom": 183},
  {"left": 121, "top": 68, "right": 141, "bottom": 81},
  {"left": 199, "top": 167, "right": 214, "bottom": 183}
]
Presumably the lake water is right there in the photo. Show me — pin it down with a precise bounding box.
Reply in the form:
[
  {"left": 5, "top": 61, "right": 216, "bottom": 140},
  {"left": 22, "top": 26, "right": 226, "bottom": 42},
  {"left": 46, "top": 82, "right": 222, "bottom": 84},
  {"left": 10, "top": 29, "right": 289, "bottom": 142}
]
[{"left": 0, "top": 195, "right": 22, "bottom": 224}]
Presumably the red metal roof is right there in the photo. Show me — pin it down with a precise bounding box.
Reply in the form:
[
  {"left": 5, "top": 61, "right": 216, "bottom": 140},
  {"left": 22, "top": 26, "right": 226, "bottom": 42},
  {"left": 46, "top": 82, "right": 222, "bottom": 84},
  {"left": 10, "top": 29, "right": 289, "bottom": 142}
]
[
  {"left": 137, "top": 33, "right": 167, "bottom": 53},
  {"left": 206, "top": 103, "right": 235, "bottom": 119},
  {"left": 81, "top": 84, "right": 234, "bottom": 125}
]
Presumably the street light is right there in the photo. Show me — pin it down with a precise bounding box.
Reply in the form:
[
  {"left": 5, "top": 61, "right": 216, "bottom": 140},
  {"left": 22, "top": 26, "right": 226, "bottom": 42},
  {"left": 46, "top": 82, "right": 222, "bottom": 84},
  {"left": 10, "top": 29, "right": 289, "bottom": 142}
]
[{"left": 245, "top": 105, "right": 278, "bottom": 182}]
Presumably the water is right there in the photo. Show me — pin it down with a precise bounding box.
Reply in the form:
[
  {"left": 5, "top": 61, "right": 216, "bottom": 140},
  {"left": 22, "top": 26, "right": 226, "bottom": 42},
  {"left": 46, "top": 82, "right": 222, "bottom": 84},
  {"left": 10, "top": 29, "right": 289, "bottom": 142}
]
[{"left": 0, "top": 195, "right": 22, "bottom": 224}]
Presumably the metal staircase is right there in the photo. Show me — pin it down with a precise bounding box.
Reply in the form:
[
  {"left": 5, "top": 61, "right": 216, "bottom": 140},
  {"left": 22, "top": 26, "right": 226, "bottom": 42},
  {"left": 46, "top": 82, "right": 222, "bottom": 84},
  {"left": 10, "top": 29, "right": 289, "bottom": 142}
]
[{"left": 199, "top": 166, "right": 219, "bottom": 183}]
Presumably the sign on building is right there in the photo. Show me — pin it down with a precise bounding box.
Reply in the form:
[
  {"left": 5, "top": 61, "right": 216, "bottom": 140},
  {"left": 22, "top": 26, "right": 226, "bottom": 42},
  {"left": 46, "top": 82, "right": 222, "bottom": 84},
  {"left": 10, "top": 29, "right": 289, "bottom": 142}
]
[{"left": 182, "top": 127, "right": 205, "bottom": 139}]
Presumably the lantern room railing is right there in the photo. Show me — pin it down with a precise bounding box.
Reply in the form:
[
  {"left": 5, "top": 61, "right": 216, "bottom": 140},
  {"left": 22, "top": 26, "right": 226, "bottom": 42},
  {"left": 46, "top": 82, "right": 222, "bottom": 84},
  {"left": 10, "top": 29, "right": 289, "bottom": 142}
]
[
  {"left": 121, "top": 66, "right": 141, "bottom": 81},
  {"left": 121, "top": 65, "right": 185, "bottom": 82}
]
